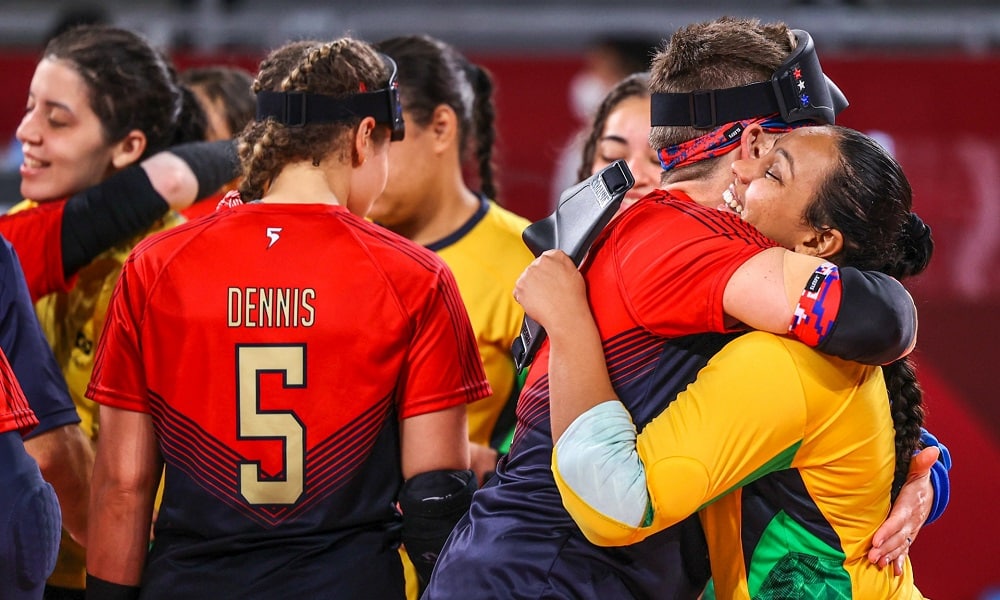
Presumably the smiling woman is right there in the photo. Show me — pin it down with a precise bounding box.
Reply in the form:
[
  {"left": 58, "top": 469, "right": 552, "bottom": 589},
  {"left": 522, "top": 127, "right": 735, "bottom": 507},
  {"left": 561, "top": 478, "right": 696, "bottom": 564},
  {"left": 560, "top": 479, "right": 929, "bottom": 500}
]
[
  {"left": 5, "top": 24, "right": 200, "bottom": 599},
  {"left": 724, "top": 126, "right": 840, "bottom": 250},
  {"left": 16, "top": 26, "right": 183, "bottom": 205}
]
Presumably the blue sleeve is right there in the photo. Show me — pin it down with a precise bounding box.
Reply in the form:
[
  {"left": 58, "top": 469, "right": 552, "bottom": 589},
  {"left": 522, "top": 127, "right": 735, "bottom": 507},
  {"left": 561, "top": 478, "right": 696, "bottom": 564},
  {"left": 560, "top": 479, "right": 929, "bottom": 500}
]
[
  {"left": 0, "top": 431, "right": 62, "bottom": 596},
  {"left": 920, "top": 427, "right": 951, "bottom": 525},
  {"left": 0, "top": 238, "right": 78, "bottom": 438}
]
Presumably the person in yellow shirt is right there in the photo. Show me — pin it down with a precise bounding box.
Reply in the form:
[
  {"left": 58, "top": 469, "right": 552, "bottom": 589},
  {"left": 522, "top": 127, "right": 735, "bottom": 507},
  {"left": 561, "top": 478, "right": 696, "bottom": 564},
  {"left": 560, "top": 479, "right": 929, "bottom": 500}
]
[
  {"left": 521, "top": 125, "right": 932, "bottom": 598},
  {"left": 372, "top": 35, "right": 534, "bottom": 482}
]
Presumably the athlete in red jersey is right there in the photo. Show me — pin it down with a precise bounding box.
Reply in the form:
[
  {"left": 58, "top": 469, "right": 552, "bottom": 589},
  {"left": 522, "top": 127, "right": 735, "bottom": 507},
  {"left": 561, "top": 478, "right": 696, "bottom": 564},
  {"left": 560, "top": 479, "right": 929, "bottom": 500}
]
[
  {"left": 0, "top": 348, "right": 37, "bottom": 436},
  {"left": 85, "top": 39, "right": 488, "bottom": 600}
]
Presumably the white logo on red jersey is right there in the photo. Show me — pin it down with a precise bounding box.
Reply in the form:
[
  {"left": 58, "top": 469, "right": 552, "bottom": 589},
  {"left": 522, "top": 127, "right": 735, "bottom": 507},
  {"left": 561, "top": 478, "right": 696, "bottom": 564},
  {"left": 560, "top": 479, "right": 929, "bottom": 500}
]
[{"left": 266, "top": 227, "right": 282, "bottom": 249}]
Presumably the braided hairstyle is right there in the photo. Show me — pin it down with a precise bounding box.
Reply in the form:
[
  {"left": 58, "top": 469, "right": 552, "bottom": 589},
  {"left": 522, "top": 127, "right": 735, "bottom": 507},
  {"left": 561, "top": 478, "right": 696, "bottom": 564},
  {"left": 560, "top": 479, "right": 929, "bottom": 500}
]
[
  {"left": 43, "top": 24, "right": 184, "bottom": 159},
  {"left": 576, "top": 72, "right": 650, "bottom": 183},
  {"left": 804, "top": 125, "right": 934, "bottom": 501},
  {"left": 374, "top": 35, "right": 499, "bottom": 202},
  {"left": 238, "top": 38, "right": 391, "bottom": 201}
]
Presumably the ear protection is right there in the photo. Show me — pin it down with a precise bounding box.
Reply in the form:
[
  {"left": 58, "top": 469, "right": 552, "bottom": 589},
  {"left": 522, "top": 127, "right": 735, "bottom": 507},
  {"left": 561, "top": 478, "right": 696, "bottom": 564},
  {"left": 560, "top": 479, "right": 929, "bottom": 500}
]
[
  {"left": 256, "top": 54, "right": 405, "bottom": 141},
  {"left": 650, "top": 29, "right": 849, "bottom": 129}
]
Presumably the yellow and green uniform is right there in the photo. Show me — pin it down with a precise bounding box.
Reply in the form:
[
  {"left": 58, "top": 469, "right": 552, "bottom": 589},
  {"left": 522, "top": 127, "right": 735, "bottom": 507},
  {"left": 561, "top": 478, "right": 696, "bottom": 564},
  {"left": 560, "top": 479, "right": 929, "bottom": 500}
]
[
  {"left": 553, "top": 332, "right": 924, "bottom": 599},
  {"left": 425, "top": 196, "right": 532, "bottom": 450}
]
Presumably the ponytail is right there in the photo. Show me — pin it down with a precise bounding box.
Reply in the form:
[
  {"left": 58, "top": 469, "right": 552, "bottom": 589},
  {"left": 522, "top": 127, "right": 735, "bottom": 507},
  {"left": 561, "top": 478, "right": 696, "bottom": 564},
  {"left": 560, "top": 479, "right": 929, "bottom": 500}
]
[{"left": 468, "top": 63, "right": 498, "bottom": 202}]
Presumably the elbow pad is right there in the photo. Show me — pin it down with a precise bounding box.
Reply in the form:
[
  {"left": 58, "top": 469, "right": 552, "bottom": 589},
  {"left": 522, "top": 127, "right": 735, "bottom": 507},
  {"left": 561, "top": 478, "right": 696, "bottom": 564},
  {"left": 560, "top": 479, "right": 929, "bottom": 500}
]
[
  {"left": 553, "top": 401, "right": 649, "bottom": 532},
  {"left": 168, "top": 139, "right": 240, "bottom": 201},
  {"left": 62, "top": 166, "right": 168, "bottom": 278},
  {"left": 920, "top": 428, "right": 952, "bottom": 524},
  {"left": 398, "top": 469, "right": 475, "bottom": 586},
  {"left": 815, "top": 267, "right": 917, "bottom": 365}
]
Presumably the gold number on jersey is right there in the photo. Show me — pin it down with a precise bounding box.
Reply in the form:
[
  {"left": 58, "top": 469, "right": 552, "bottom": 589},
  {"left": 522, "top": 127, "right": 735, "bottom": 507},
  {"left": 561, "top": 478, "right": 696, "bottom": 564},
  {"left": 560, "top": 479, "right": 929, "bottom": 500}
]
[{"left": 237, "top": 344, "right": 306, "bottom": 505}]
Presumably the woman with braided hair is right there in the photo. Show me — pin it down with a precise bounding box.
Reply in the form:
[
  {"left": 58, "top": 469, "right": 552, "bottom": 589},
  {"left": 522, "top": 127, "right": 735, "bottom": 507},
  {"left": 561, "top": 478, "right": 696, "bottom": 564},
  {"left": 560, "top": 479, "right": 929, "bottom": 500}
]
[
  {"left": 579, "top": 67, "right": 948, "bottom": 576},
  {"left": 518, "top": 125, "right": 934, "bottom": 598},
  {"left": 84, "top": 38, "right": 489, "bottom": 599}
]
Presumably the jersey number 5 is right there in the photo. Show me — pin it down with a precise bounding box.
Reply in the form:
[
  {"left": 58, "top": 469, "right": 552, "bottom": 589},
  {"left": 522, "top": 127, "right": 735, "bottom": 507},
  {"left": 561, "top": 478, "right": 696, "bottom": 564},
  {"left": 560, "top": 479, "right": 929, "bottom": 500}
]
[{"left": 237, "top": 344, "right": 306, "bottom": 505}]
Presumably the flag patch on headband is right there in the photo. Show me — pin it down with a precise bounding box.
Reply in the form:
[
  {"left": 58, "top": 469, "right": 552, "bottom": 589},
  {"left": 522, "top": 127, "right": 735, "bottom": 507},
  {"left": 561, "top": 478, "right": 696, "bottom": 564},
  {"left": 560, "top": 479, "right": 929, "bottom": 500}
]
[{"left": 792, "top": 64, "right": 809, "bottom": 108}]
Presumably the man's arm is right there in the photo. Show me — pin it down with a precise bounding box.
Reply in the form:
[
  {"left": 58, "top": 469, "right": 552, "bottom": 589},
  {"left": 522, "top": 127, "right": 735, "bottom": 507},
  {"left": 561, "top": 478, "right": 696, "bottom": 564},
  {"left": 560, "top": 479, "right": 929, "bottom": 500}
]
[
  {"left": 513, "top": 250, "right": 612, "bottom": 441},
  {"left": 723, "top": 248, "right": 916, "bottom": 365},
  {"left": 87, "top": 406, "right": 161, "bottom": 589}
]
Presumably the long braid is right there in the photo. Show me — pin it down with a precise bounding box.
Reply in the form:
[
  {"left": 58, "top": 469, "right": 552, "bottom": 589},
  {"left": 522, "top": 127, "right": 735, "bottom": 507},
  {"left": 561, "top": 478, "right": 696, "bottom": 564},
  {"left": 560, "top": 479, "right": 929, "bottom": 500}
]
[
  {"left": 238, "top": 125, "right": 278, "bottom": 201},
  {"left": 468, "top": 63, "right": 499, "bottom": 202},
  {"left": 883, "top": 213, "right": 934, "bottom": 500},
  {"left": 807, "top": 127, "right": 934, "bottom": 501},
  {"left": 884, "top": 358, "right": 926, "bottom": 501}
]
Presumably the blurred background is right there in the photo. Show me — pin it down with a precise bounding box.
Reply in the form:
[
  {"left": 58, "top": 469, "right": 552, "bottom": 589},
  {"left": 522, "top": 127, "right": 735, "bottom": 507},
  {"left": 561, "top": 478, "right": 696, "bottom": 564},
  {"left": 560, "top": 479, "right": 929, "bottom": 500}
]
[{"left": 1, "top": 2, "right": 997, "bottom": 598}]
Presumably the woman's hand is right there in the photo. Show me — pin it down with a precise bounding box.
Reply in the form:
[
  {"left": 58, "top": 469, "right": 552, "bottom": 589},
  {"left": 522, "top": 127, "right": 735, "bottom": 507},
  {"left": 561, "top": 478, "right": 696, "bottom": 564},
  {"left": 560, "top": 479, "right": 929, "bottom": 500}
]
[
  {"left": 513, "top": 250, "right": 589, "bottom": 334},
  {"left": 868, "top": 446, "right": 939, "bottom": 575}
]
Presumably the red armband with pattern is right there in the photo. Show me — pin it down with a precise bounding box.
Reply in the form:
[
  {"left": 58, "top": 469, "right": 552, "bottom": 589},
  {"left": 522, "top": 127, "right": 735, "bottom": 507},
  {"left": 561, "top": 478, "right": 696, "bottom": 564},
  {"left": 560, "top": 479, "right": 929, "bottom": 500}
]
[{"left": 787, "top": 262, "right": 842, "bottom": 347}]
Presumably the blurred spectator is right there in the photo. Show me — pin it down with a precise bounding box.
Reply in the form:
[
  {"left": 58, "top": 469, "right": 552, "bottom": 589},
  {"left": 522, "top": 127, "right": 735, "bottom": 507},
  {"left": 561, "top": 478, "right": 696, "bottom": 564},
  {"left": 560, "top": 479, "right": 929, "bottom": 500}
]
[
  {"left": 179, "top": 66, "right": 255, "bottom": 141},
  {"left": 177, "top": 65, "right": 254, "bottom": 219}
]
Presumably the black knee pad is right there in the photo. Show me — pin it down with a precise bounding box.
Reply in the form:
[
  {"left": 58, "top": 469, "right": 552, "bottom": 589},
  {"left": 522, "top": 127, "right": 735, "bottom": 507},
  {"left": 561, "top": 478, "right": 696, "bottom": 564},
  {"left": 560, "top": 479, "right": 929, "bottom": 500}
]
[{"left": 0, "top": 444, "right": 62, "bottom": 599}]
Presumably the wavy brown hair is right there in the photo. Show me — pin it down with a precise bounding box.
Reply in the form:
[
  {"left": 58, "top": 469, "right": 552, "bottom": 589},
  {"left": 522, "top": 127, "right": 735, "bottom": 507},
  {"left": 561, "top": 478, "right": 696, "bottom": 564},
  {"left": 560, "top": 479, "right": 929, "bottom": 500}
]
[{"left": 237, "top": 38, "right": 392, "bottom": 200}]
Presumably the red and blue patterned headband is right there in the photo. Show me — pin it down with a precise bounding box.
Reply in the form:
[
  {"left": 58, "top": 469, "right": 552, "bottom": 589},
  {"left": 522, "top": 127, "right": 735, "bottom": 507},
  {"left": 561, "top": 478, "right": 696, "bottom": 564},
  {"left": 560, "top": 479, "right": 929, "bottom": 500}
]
[{"left": 656, "top": 114, "right": 810, "bottom": 172}]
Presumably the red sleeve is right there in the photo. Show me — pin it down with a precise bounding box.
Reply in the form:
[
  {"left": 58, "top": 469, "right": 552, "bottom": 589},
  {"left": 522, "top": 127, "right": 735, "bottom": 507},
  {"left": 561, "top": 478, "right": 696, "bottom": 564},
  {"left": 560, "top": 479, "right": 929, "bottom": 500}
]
[
  {"left": 0, "top": 200, "right": 74, "bottom": 301},
  {"left": 611, "top": 193, "right": 777, "bottom": 337},
  {"left": 85, "top": 253, "right": 150, "bottom": 414},
  {"left": 396, "top": 261, "right": 491, "bottom": 420},
  {"left": 0, "top": 347, "right": 38, "bottom": 435}
]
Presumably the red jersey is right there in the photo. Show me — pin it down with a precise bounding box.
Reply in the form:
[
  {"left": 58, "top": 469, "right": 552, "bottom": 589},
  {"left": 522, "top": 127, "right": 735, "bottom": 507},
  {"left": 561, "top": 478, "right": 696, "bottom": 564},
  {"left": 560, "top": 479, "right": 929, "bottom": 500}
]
[
  {"left": 596, "top": 189, "right": 777, "bottom": 336},
  {"left": 0, "top": 346, "right": 38, "bottom": 436},
  {"left": 426, "top": 189, "right": 776, "bottom": 600},
  {"left": 0, "top": 200, "right": 70, "bottom": 302},
  {"left": 87, "top": 202, "right": 490, "bottom": 597},
  {"left": 516, "top": 189, "right": 777, "bottom": 439}
]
